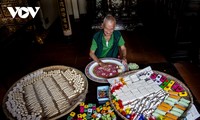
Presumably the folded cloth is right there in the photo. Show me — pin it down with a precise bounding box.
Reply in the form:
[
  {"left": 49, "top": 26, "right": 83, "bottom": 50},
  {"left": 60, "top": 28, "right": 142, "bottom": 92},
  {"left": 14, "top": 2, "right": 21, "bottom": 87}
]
[{"left": 128, "top": 63, "right": 139, "bottom": 70}]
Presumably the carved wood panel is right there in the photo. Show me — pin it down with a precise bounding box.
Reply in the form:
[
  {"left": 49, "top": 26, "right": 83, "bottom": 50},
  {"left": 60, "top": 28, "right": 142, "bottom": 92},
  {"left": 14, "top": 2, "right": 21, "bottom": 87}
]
[
  {"left": 0, "top": 0, "right": 31, "bottom": 34},
  {"left": 90, "top": 0, "right": 142, "bottom": 30}
]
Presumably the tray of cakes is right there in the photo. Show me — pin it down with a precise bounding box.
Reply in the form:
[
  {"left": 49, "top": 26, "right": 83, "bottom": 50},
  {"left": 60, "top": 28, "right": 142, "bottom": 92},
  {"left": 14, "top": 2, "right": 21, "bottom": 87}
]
[
  {"left": 108, "top": 66, "right": 193, "bottom": 120},
  {"left": 2, "top": 65, "right": 88, "bottom": 120}
]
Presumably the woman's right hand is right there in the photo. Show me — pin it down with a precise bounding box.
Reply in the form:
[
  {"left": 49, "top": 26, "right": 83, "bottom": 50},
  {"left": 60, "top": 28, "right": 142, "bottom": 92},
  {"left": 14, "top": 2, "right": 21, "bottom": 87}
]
[{"left": 98, "top": 61, "right": 107, "bottom": 67}]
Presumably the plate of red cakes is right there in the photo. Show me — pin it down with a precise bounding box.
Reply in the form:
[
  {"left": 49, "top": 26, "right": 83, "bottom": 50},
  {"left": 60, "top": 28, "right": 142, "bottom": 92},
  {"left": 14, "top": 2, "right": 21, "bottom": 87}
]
[{"left": 85, "top": 58, "right": 128, "bottom": 83}]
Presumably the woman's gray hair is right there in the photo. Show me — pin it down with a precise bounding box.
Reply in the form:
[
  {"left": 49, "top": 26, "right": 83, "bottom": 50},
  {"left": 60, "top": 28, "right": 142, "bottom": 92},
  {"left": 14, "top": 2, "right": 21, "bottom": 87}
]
[{"left": 103, "top": 14, "right": 116, "bottom": 25}]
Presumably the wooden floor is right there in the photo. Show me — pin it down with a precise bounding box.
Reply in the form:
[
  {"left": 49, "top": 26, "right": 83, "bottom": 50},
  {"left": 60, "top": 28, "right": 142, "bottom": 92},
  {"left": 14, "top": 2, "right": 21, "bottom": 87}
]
[{"left": 1, "top": 17, "right": 200, "bottom": 119}]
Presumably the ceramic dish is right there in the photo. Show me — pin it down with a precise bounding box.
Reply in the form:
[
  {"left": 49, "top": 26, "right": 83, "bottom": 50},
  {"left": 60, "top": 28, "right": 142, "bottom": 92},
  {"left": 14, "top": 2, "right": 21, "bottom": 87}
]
[{"left": 85, "top": 58, "right": 128, "bottom": 83}]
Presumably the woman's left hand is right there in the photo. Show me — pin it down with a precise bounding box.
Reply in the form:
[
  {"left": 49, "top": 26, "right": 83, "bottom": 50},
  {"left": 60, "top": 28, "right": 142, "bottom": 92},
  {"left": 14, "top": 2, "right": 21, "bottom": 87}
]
[{"left": 122, "top": 58, "right": 127, "bottom": 65}]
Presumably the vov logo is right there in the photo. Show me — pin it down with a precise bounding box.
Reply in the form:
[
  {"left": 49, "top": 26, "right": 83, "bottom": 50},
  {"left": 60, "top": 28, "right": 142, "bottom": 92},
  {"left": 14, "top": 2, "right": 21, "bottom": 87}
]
[{"left": 7, "top": 7, "right": 40, "bottom": 18}]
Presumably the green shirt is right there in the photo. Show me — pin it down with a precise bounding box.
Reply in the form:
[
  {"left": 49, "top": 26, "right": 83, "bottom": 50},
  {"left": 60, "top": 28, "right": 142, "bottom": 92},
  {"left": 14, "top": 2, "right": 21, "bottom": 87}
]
[{"left": 90, "top": 34, "right": 125, "bottom": 58}]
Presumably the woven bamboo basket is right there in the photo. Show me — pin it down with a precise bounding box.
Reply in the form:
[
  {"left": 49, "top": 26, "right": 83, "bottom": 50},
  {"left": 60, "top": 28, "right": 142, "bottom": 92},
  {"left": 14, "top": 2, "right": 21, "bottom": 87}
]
[
  {"left": 2, "top": 65, "right": 88, "bottom": 120},
  {"left": 109, "top": 70, "right": 193, "bottom": 120}
]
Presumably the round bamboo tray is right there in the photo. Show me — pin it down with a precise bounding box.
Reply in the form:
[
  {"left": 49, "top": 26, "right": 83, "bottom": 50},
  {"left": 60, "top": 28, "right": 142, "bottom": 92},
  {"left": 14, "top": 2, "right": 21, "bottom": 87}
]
[
  {"left": 109, "top": 70, "right": 193, "bottom": 120},
  {"left": 2, "top": 65, "right": 88, "bottom": 120}
]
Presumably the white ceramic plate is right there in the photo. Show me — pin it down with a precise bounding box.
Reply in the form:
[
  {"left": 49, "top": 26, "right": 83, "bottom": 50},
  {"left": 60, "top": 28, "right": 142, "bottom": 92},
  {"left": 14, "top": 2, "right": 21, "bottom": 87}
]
[{"left": 85, "top": 58, "right": 128, "bottom": 83}]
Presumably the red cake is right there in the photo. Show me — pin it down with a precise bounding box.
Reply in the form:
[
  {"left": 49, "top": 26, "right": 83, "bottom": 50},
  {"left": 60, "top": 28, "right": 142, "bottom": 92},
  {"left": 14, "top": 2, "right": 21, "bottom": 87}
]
[{"left": 93, "top": 63, "right": 121, "bottom": 78}]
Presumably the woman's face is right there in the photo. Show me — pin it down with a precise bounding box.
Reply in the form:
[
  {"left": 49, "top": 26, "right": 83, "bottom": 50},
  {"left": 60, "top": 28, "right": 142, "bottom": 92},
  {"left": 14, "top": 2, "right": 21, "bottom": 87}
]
[{"left": 103, "top": 21, "right": 115, "bottom": 37}]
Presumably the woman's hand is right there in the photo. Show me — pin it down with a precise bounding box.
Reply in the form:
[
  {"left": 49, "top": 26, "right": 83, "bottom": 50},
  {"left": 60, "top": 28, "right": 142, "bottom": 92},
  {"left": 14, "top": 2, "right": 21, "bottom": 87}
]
[
  {"left": 122, "top": 58, "right": 127, "bottom": 65},
  {"left": 98, "top": 61, "right": 107, "bottom": 67}
]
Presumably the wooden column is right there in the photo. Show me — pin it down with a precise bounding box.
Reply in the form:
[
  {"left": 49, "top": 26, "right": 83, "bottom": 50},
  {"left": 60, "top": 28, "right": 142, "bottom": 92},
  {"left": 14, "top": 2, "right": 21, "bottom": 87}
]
[
  {"left": 57, "top": 0, "right": 72, "bottom": 36},
  {"left": 71, "top": 0, "right": 79, "bottom": 19},
  {"left": 78, "top": 0, "right": 87, "bottom": 14}
]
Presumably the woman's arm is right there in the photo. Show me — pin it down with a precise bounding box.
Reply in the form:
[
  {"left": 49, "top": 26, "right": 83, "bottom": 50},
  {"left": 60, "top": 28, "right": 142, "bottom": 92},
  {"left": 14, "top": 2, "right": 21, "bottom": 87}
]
[
  {"left": 89, "top": 50, "right": 106, "bottom": 66},
  {"left": 120, "top": 45, "right": 127, "bottom": 64}
]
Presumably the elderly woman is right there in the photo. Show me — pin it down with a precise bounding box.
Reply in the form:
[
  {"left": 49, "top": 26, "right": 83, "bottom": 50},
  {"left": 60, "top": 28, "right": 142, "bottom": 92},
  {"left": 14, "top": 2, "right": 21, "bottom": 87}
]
[{"left": 89, "top": 14, "right": 127, "bottom": 67}]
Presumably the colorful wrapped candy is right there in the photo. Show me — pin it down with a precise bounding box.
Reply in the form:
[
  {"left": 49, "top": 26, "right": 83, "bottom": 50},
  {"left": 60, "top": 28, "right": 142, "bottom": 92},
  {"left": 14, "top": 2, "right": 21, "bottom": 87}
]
[{"left": 67, "top": 102, "right": 116, "bottom": 120}]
